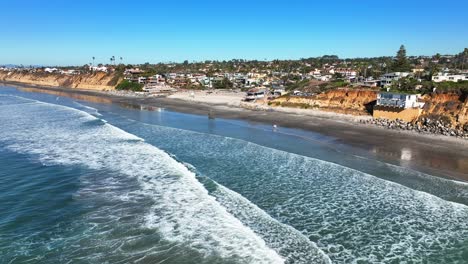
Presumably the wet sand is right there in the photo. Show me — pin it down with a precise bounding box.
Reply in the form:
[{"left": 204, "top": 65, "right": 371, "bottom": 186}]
[{"left": 2, "top": 82, "right": 468, "bottom": 181}]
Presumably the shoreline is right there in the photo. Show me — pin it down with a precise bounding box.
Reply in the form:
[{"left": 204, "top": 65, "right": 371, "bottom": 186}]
[{"left": 1, "top": 81, "right": 467, "bottom": 181}]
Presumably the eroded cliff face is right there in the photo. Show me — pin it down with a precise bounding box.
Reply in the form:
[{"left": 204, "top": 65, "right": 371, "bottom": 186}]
[
  {"left": 271, "top": 89, "right": 377, "bottom": 115},
  {"left": 271, "top": 89, "right": 468, "bottom": 128},
  {"left": 0, "top": 71, "right": 120, "bottom": 91},
  {"left": 420, "top": 93, "right": 468, "bottom": 128}
]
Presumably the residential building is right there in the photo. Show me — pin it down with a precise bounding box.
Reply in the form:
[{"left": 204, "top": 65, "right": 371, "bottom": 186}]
[
  {"left": 373, "top": 92, "right": 425, "bottom": 122},
  {"left": 379, "top": 72, "right": 411, "bottom": 87},
  {"left": 432, "top": 73, "right": 468, "bottom": 82},
  {"left": 245, "top": 88, "right": 266, "bottom": 101}
]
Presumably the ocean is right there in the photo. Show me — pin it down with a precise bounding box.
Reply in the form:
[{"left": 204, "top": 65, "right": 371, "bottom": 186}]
[{"left": 0, "top": 85, "right": 467, "bottom": 263}]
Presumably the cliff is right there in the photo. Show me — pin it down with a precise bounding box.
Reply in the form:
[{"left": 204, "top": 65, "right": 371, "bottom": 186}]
[
  {"left": 270, "top": 89, "right": 468, "bottom": 128},
  {"left": 270, "top": 89, "right": 377, "bottom": 116},
  {"left": 420, "top": 93, "right": 468, "bottom": 129},
  {"left": 0, "top": 71, "right": 121, "bottom": 91}
]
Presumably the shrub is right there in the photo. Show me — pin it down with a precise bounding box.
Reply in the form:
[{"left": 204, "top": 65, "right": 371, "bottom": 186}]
[{"left": 116, "top": 80, "right": 144, "bottom": 91}]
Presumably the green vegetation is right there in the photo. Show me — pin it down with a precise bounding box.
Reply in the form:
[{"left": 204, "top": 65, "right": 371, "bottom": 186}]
[
  {"left": 212, "top": 77, "right": 233, "bottom": 89},
  {"left": 280, "top": 102, "right": 312, "bottom": 109},
  {"left": 318, "top": 80, "right": 348, "bottom": 91},
  {"left": 389, "top": 78, "right": 468, "bottom": 95},
  {"left": 286, "top": 79, "right": 309, "bottom": 91},
  {"left": 391, "top": 45, "right": 411, "bottom": 72},
  {"left": 434, "top": 80, "right": 468, "bottom": 94},
  {"left": 108, "top": 71, "right": 123, "bottom": 86},
  {"left": 116, "top": 80, "right": 144, "bottom": 91}
]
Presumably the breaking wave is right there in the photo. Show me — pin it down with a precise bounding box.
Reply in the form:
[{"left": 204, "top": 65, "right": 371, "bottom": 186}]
[{"left": 0, "top": 95, "right": 293, "bottom": 263}]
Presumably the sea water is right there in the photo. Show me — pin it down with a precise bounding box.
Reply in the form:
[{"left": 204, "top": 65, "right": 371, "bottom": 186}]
[{"left": 0, "top": 86, "right": 467, "bottom": 263}]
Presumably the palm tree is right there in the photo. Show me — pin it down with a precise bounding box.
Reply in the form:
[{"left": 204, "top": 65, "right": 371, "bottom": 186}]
[
  {"left": 120, "top": 57, "right": 123, "bottom": 65},
  {"left": 92, "top": 56, "right": 95, "bottom": 66},
  {"left": 462, "top": 48, "right": 468, "bottom": 70}
]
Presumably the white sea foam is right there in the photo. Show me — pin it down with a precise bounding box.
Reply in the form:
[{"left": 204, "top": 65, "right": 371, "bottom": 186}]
[
  {"left": 212, "top": 183, "right": 332, "bottom": 263},
  {"left": 0, "top": 95, "right": 284, "bottom": 263},
  {"left": 120, "top": 119, "right": 468, "bottom": 263},
  {"left": 72, "top": 101, "right": 103, "bottom": 117}
]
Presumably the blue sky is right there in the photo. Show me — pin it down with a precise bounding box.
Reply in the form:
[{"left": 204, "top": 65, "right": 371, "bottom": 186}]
[{"left": 1, "top": 0, "right": 467, "bottom": 66}]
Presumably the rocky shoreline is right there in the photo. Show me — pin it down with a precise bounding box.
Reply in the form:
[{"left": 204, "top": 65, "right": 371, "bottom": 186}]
[{"left": 361, "top": 117, "right": 468, "bottom": 139}]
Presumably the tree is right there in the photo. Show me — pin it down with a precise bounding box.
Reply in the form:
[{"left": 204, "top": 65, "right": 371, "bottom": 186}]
[
  {"left": 392, "top": 45, "right": 411, "bottom": 72},
  {"left": 92, "top": 56, "right": 95, "bottom": 66},
  {"left": 462, "top": 48, "right": 468, "bottom": 70},
  {"left": 213, "top": 78, "right": 233, "bottom": 89}
]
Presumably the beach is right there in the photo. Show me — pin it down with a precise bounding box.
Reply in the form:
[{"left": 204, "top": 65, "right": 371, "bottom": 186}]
[{"left": 2, "top": 82, "right": 468, "bottom": 181}]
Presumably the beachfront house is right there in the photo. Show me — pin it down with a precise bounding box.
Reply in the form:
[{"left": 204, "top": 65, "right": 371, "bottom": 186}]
[
  {"left": 245, "top": 88, "right": 266, "bottom": 101},
  {"left": 373, "top": 92, "right": 425, "bottom": 122},
  {"left": 376, "top": 93, "right": 422, "bottom": 108}
]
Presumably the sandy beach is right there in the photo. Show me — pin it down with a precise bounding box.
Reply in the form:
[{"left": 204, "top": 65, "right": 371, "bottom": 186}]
[{"left": 2, "top": 82, "right": 467, "bottom": 181}]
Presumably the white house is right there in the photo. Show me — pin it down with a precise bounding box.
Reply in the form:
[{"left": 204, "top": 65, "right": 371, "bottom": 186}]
[
  {"left": 44, "top": 67, "right": 59, "bottom": 73},
  {"left": 90, "top": 66, "right": 108, "bottom": 72},
  {"left": 376, "top": 92, "right": 424, "bottom": 109},
  {"left": 380, "top": 72, "right": 411, "bottom": 86},
  {"left": 432, "top": 73, "right": 468, "bottom": 82},
  {"left": 333, "top": 68, "right": 357, "bottom": 78},
  {"left": 245, "top": 88, "right": 266, "bottom": 101},
  {"left": 138, "top": 77, "right": 147, "bottom": 84}
]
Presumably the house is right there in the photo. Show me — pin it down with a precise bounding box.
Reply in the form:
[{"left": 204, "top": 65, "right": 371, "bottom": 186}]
[
  {"left": 412, "top": 67, "right": 425, "bottom": 74},
  {"left": 44, "top": 67, "right": 59, "bottom": 73},
  {"left": 61, "top": 69, "right": 80, "bottom": 75},
  {"left": 90, "top": 66, "right": 108, "bottom": 72},
  {"left": 373, "top": 92, "right": 425, "bottom": 122},
  {"left": 376, "top": 92, "right": 423, "bottom": 108},
  {"left": 138, "top": 77, "right": 147, "bottom": 84},
  {"left": 320, "top": 75, "right": 332, "bottom": 82},
  {"left": 379, "top": 72, "right": 411, "bottom": 87},
  {"left": 124, "top": 68, "right": 144, "bottom": 75},
  {"left": 245, "top": 88, "right": 266, "bottom": 101},
  {"left": 362, "top": 80, "right": 379, "bottom": 87},
  {"left": 272, "top": 88, "right": 287, "bottom": 97},
  {"left": 432, "top": 73, "right": 468, "bottom": 82},
  {"left": 332, "top": 68, "right": 357, "bottom": 78}
]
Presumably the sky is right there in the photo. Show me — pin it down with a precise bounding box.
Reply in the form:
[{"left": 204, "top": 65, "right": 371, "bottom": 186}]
[{"left": 1, "top": 0, "right": 467, "bottom": 66}]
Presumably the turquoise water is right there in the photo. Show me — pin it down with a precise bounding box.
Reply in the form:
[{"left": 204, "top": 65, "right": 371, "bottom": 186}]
[{"left": 0, "top": 86, "right": 467, "bottom": 263}]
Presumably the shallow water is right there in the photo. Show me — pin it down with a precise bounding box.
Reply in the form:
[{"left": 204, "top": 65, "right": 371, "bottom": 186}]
[{"left": 0, "top": 86, "right": 467, "bottom": 263}]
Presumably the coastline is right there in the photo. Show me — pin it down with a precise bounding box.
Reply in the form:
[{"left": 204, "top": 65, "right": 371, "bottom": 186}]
[{"left": 2, "top": 81, "right": 467, "bottom": 181}]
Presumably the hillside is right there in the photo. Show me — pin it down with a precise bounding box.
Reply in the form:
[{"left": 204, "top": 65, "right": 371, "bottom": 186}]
[{"left": 0, "top": 71, "right": 121, "bottom": 91}]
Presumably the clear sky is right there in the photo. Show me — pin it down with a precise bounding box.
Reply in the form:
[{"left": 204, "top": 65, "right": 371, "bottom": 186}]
[{"left": 1, "top": 0, "right": 467, "bottom": 66}]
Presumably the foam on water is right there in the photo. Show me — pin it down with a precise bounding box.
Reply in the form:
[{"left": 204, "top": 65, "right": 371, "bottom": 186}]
[
  {"left": 0, "top": 95, "right": 285, "bottom": 263},
  {"left": 72, "top": 101, "right": 103, "bottom": 117},
  {"left": 114, "top": 119, "right": 468, "bottom": 263},
  {"left": 210, "top": 183, "right": 332, "bottom": 264}
]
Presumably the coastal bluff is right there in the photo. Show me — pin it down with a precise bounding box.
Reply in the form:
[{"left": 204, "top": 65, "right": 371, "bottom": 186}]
[
  {"left": 270, "top": 89, "right": 377, "bottom": 116},
  {"left": 0, "top": 71, "right": 120, "bottom": 91},
  {"left": 270, "top": 89, "right": 468, "bottom": 129}
]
